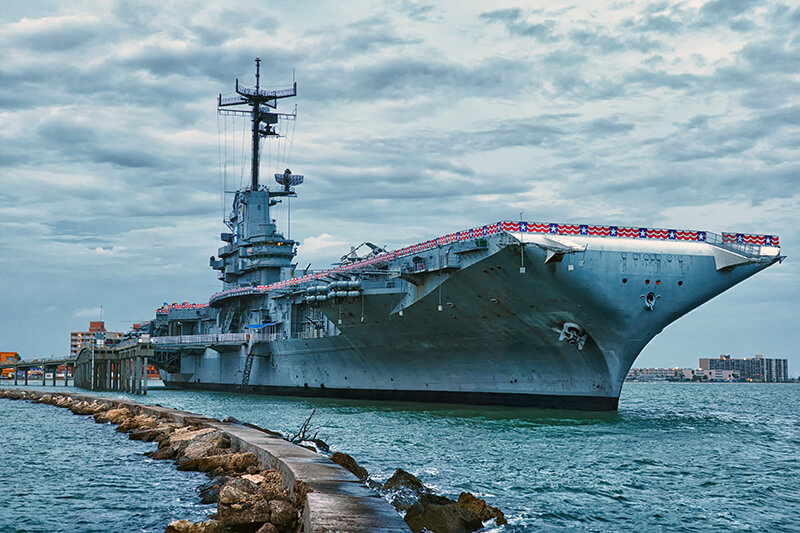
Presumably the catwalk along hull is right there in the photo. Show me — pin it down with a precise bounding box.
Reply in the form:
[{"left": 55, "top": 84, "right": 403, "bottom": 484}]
[{"left": 161, "top": 231, "right": 781, "bottom": 410}]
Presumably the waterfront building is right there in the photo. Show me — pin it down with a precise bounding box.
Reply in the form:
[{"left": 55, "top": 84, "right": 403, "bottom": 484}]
[
  {"left": 625, "top": 367, "right": 691, "bottom": 382},
  {"left": 699, "top": 355, "right": 789, "bottom": 382},
  {"left": 69, "top": 321, "right": 124, "bottom": 357},
  {"left": 625, "top": 367, "right": 735, "bottom": 382},
  {"left": 0, "top": 352, "right": 20, "bottom": 377},
  {"left": 696, "top": 368, "right": 735, "bottom": 381}
]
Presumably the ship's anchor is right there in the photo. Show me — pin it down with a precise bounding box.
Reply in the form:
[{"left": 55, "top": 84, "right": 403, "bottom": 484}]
[
  {"left": 558, "top": 322, "right": 588, "bottom": 351},
  {"left": 642, "top": 292, "right": 658, "bottom": 311}
]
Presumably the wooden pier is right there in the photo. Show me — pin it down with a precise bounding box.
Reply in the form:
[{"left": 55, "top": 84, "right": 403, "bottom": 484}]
[{"left": 73, "top": 340, "right": 154, "bottom": 395}]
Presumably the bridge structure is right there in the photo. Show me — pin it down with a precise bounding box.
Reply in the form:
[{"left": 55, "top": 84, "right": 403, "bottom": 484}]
[
  {"left": 73, "top": 340, "right": 154, "bottom": 395},
  {"left": 5, "top": 335, "right": 255, "bottom": 395},
  {"left": 0, "top": 357, "right": 76, "bottom": 387}
]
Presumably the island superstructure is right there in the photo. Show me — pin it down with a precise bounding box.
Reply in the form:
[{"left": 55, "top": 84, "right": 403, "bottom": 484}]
[{"left": 141, "top": 61, "right": 783, "bottom": 410}]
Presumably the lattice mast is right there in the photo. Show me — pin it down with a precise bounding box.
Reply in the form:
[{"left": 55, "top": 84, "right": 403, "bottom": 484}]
[{"left": 217, "top": 58, "right": 297, "bottom": 190}]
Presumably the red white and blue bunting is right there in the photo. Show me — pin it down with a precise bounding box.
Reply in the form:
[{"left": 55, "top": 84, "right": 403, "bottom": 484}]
[
  {"left": 157, "top": 302, "right": 209, "bottom": 315},
  {"left": 204, "top": 221, "right": 780, "bottom": 302}
]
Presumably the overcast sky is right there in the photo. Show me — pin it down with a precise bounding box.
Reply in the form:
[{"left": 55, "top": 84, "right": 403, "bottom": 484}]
[{"left": 1, "top": 0, "right": 797, "bottom": 374}]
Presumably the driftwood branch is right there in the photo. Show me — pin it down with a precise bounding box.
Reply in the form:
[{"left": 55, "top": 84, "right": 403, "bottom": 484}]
[{"left": 288, "top": 408, "right": 321, "bottom": 444}]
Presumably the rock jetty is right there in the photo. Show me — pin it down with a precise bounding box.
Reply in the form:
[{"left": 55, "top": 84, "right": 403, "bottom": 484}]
[
  {"left": 0, "top": 389, "right": 407, "bottom": 532},
  {"left": 2, "top": 389, "right": 506, "bottom": 533}
]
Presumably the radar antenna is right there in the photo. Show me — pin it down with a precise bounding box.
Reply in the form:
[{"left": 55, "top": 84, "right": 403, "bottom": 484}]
[{"left": 217, "top": 58, "right": 297, "bottom": 190}]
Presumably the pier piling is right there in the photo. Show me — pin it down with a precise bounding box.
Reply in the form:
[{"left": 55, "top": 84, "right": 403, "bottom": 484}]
[{"left": 72, "top": 341, "right": 153, "bottom": 395}]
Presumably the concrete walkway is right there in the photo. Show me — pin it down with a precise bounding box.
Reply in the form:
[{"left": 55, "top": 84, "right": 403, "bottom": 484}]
[{"left": 13, "top": 390, "right": 410, "bottom": 533}]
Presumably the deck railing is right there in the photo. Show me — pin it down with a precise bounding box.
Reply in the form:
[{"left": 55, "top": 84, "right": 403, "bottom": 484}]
[{"left": 151, "top": 331, "right": 279, "bottom": 346}]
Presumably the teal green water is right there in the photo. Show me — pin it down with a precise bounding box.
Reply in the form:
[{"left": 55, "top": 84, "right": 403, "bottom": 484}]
[{"left": 1, "top": 383, "right": 798, "bottom": 532}]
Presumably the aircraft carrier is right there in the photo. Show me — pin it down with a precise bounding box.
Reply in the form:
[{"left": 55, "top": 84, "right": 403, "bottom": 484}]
[{"left": 142, "top": 61, "right": 783, "bottom": 410}]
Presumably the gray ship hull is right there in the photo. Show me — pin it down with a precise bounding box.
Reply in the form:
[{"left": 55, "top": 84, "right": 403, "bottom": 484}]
[
  {"left": 147, "top": 69, "right": 782, "bottom": 411},
  {"left": 159, "top": 233, "right": 780, "bottom": 410}
]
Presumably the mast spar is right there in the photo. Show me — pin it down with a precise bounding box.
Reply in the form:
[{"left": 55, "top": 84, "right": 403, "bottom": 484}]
[{"left": 217, "top": 58, "right": 297, "bottom": 190}]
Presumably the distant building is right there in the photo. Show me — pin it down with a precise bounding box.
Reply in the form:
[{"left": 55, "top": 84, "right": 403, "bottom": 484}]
[
  {"left": 699, "top": 355, "right": 789, "bottom": 382},
  {"left": 696, "top": 368, "right": 735, "bottom": 381},
  {"left": 69, "top": 321, "right": 124, "bottom": 357},
  {"left": 625, "top": 367, "right": 690, "bottom": 382},
  {"left": 0, "top": 352, "right": 20, "bottom": 378},
  {"left": 625, "top": 367, "right": 735, "bottom": 382}
]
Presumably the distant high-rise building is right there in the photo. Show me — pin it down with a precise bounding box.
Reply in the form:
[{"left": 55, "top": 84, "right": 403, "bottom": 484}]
[
  {"left": 699, "top": 355, "right": 789, "bottom": 382},
  {"left": 69, "top": 321, "right": 124, "bottom": 357}
]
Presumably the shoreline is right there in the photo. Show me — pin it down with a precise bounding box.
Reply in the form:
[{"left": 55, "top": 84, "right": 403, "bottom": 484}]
[
  {"left": 0, "top": 389, "right": 507, "bottom": 533},
  {"left": 0, "top": 389, "right": 409, "bottom": 533}
]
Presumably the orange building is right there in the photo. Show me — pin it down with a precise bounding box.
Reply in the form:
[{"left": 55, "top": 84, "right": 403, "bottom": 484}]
[{"left": 1, "top": 352, "right": 20, "bottom": 378}]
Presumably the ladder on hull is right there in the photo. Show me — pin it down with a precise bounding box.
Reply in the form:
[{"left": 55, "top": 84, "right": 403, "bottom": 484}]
[{"left": 240, "top": 352, "right": 255, "bottom": 389}]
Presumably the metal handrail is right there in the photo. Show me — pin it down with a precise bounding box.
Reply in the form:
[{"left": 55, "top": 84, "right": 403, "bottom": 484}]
[{"left": 705, "top": 231, "right": 761, "bottom": 257}]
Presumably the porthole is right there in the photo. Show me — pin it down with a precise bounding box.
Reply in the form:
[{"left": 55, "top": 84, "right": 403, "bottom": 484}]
[
  {"left": 678, "top": 280, "right": 683, "bottom": 286},
  {"left": 622, "top": 278, "right": 628, "bottom": 284},
  {"left": 645, "top": 279, "right": 650, "bottom": 285}
]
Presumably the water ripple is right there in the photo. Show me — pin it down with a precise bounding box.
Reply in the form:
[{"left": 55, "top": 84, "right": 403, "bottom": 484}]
[{"left": 1, "top": 382, "right": 797, "bottom": 532}]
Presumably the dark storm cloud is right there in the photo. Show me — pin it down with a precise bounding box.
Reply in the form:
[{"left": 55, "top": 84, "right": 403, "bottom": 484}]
[
  {"left": 316, "top": 14, "right": 424, "bottom": 56},
  {"left": 706, "top": 38, "right": 800, "bottom": 108},
  {"left": 6, "top": 15, "right": 113, "bottom": 52},
  {"left": 695, "top": 0, "right": 760, "bottom": 27},
  {"left": 36, "top": 119, "right": 169, "bottom": 169},
  {"left": 632, "top": 12, "right": 684, "bottom": 34},
  {"left": 567, "top": 28, "right": 662, "bottom": 54},
  {"left": 479, "top": 8, "right": 558, "bottom": 42},
  {"left": 301, "top": 55, "right": 531, "bottom": 103},
  {"left": 624, "top": 69, "right": 703, "bottom": 91},
  {"left": 394, "top": 0, "right": 436, "bottom": 22}
]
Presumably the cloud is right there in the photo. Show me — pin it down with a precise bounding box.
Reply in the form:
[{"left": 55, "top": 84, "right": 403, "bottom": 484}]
[
  {"left": 0, "top": 0, "right": 797, "bottom": 375},
  {"left": 74, "top": 306, "right": 103, "bottom": 318},
  {"left": 479, "top": 8, "right": 558, "bottom": 42}
]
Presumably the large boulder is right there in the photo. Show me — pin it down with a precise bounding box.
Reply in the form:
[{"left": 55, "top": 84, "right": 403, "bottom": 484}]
[
  {"left": 55, "top": 396, "right": 74, "bottom": 408},
  {"left": 255, "top": 523, "right": 278, "bottom": 533},
  {"left": 94, "top": 407, "right": 133, "bottom": 424},
  {"left": 218, "top": 499, "right": 271, "bottom": 527},
  {"left": 331, "top": 452, "right": 369, "bottom": 481},
  {"left": 159, "top": 427, "right": 217, "bottom": 449},
  {"left": 382, "top": 469, "right": 450, "bottom": 511},
  {"left": 198, "top": 475, "right": 228, "bottom": 504},
  {"left": 259, "top": 470, "right": 288, "bottom": 502},
  {"left": 154, "top": 427, "right": 218, "bottom": 459},
  {"left": 164, "top": 519, "right": 225, "bottom": 533},
  {"left": 71, "top": 401, "right": 107, "bottom": 416},
  {"left": 180, "top": 431, "right": 231, "bottom": 460},
  {"left": 117, "top": 413, "right": 159, "bottom": 432},
  {"left": 129, "top": 423, "right": 178, "bottom": 443},
  {"left": 457, "top": 492, "right": 507, "bottom": 526},
  {"left": 218, "top": 477, "right": 260, "bottom": 504},
  {"left": 177, "top": 452, "right": 259, "bottom": 473},
  {"left": 267, "top": 500, "right": 297, "bottom": 530},
  {"left": 404, "top": 501, "right": 484, "bottom": 533}
]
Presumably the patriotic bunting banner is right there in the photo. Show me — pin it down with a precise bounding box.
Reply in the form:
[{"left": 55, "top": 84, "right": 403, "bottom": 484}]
[
  {"left": 723, "top": 233, "right": 780, "bottom": 246},
  {"left": 157, "top": 302, "right": 209, "bottom": 314},
  {"left": 207, "top": 220, "right": 779, "bottom": 301}
]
